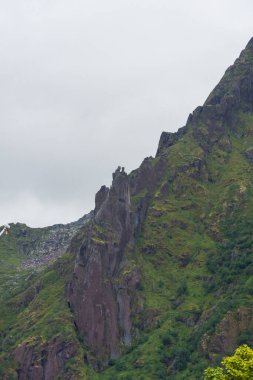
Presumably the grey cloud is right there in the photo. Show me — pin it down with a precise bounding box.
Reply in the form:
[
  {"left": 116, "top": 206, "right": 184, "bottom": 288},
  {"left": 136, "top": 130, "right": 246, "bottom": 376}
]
[{"left": 0, "top": 0, "right": 253, "bottom": 226}]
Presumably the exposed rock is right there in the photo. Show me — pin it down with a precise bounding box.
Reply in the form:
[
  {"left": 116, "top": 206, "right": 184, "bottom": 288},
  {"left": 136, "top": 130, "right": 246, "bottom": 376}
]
[
  {"left": 94, "top": 185, "right": 109, "bottom": 215},
  {"left": 68, "top": 168, "right": 141, "bottom": 365},
  {"left": 14, "top": 336, "right": 76, "bottom": 380},
  {"left": 16, "top": 282, "right": 43, "bottom": 308},
  {"left": 188, "top": 39, "right": 253, "bottom": 149},
  {"left": 130, "top": 156, "right": 167, "bottom": 196},
  {"left": 141, "top": 244, "right": 157, "bottom": 255},
  {"left": 141, "top": 308, "right": 160, "bottom": 330},
  {"left": 6, "top": 36, "right": 253, "bottom": 380},
  {"left": 178, "top": 252, "right": 191, "bottom": 267},
  {"left": 11, "top": 213, "right": 92, "bottom": 269},
  {"left": 176, "top": 311, "right": 201, "bottom": 327},
  {"left": 131, "top": 193, "right": 151, "bottom": 238},
  {"left": 201, "top": 307, "right": 253, "bottom": 359},
  {"left": 169, "top": 158, "right": 208, "bottom": 194},
  {"left": 245, "top": 146, "right": 253, "bottom": 163},
  {"left": 217, "top": 136, "right": 232, "bottom": 152},
  {"left": 156, "top": 126, "right": 187, "bottom": 156}
]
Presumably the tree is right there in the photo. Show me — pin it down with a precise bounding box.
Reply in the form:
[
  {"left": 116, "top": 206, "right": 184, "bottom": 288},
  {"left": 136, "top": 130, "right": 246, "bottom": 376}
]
[{"left": 204, "top": 344, "right": 253, "bottom": 379}]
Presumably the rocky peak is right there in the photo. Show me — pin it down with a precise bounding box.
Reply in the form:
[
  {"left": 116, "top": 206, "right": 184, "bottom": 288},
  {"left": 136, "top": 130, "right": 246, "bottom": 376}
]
[
  {"left": 4, "top": 38, "right": 253, "bottom": 380},
  {"left": 190, "top": 37, "right": 253, "bottom": 124},
  {"left": 156, "top": 127, "right": 187, "bottom": 156},
  {"left": 94, "top": 185, "right": 109, "bottom": 215},
  {"left": 68, "top": 167, "right": 140, "bottom": 366},
  {"left": 209, "top": 36, "right": 253, "bottom": 105},
  {"left": 180, "top": 37, "right": 253, "bottom": 150},
  {"left": 157, "top": 39, "right": 253, "bottom": 156},
  {"left": 95, "top": 166, "right": 130, "bottom": 229}
]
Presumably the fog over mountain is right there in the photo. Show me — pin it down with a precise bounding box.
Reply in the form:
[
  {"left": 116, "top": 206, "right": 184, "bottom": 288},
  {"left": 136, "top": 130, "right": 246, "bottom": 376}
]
[{"left": 0, "top": 0, "right": 252, "bottom": 227}]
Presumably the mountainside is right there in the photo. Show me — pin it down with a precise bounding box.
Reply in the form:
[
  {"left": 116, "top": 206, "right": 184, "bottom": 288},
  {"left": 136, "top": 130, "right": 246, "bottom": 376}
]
[{"left": 1, "top": 38, "right": 253, "bottom": 379}]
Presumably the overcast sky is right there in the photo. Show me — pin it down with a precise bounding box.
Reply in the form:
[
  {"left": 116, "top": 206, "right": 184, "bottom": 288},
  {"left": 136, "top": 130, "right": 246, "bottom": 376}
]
[{"left": 0, "top": 0, "right": 252, "bottom": 227}]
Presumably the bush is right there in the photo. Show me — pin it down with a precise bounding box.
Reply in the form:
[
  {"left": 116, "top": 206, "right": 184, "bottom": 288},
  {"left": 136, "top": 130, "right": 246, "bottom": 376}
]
[
  {"left": 174, "top": 348, "right": 190, "bottom": 371},
  {"left": 161, "top": 332, "right": 172, "bottom": 346},
  {"left": 176, "top": 280, "right": 188, "bottom": 297},
  {"left": 115, "top": 361, "right": 127, "bottom": 371},
  {"left": 204, "top": 344, "right": 253, "bottom": 379}
]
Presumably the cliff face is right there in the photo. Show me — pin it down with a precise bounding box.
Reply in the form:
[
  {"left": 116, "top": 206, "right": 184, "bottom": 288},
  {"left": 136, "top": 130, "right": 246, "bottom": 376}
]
[
  {"left": 158, "top": 38, "right": 253, "bottom": 157},
  {"left": 65, "top": 37, "right": 253, "bottom": 376},
  {"left": 68, "top": 167, "right": 141, "bottom": 364},
  {"left": 201, "top": 307, "right": 253, "bottom": 359},
  {"left": 2, "top": 38, "right": 253, "bottom": 380},
  {"left": 0, "top": 215, "right": 92, "bottom": 380},
  {"left": 14, "top": 336, "right": 77, "bottom": 380}
]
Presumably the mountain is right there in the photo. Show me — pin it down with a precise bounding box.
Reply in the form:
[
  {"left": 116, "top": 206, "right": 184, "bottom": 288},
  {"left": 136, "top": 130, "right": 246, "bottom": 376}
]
[{"left": 1, "top": 37, "right": 253, "bottom": 379}]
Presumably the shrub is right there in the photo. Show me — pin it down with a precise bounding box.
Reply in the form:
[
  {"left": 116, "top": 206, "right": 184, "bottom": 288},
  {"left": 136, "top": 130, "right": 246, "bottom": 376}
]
[{"left": 204, "top": 344, "right": 253, "bottom": 379}]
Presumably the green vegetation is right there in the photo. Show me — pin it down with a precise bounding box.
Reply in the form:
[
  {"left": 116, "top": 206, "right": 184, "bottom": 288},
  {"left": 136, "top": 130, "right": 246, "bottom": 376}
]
[
  {"left": 2, "top": 102, "right": 253, "bottom": 377},
  {"left": 0, "top": 232, "right": 93, "bottom": 379},
  {"left": 204, "top": 344, "right": 253, "bottom": 379}
]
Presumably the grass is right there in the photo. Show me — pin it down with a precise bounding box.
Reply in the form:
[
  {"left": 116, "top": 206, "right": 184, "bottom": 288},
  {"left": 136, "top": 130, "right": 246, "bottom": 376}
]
[{"left": 2, "top": 111, "right": 253, "bottom": 378}]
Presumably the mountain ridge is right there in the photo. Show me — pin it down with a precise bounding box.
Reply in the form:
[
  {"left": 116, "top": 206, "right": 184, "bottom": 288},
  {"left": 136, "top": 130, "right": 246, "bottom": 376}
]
[{"left": 1, "top": 37, "right": 253, "bottom": 379}]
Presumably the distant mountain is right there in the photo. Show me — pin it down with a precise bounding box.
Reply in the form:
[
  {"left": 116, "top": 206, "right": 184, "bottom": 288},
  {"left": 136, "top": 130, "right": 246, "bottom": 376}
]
[{"left": 1, "top": 37, "right": 253, "bottom": 379}]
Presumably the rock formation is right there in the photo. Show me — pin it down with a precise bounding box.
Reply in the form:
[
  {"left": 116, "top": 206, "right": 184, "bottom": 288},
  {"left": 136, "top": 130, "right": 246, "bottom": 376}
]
[
  {"left": 2, "top": 37, "right": 253, "bottom": 380},
  {"left": 68, "top": 167, "right": 141, "bottom": 365},
  {"left": 14, "top": 337, "right": 76, "bottom": 380},
  {"left": 11, "top": 213, "right": 92, "bottom": 269}
]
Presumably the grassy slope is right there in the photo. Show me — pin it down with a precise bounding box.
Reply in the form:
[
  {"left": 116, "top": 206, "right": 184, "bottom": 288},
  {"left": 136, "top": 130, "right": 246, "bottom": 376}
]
[
  {"left": 1, "top": 114, "right": 253, "bottom": 379},
  {"left": 92, "top": 114, "right": 253, "bottom": 379},
  {"left": 0, "top": 231, "right": 95, "bottom": 379}
]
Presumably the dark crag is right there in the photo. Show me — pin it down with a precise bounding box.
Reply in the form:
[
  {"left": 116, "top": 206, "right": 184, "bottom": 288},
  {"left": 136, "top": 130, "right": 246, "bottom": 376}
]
[{"left": 2, "top": 37, "right": 253, "bottom": 379}]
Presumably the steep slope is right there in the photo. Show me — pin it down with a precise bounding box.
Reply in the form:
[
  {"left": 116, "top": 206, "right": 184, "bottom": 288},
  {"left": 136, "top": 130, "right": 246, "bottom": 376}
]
[
  {"left": 0, "top": 215, "right": 92, "bottom": 379},
  {"left": 1, "top": 38, "right": 253, "bottom": 379},
  {"left": 68, "top": 168, "right": 141, "bottom": 365},
  {"left": 11, "top": 213, "right": 92, "bottom": 268}
]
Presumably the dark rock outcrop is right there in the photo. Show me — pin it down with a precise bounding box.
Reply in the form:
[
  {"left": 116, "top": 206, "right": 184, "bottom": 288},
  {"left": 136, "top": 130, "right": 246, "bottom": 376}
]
[
  {"left": 8, "top": 36, "right": 253, "bottom": 380},
  {"left": 68, "top": 168, "right": 141, "bottom": 365},
  {"left": 94, "top": 185, "right": 109, "bottom": 215},
  {"left": 201, "top": 307, "right": 253, "bottom": 359},
  {"left": 156, "top": 40, "right": 253, "bottom": 158},
  {"left": 245, "top": 146, "right": 253, "bottom": 163},
  {"left": 130, "top": 156, "right": 167, "bottom": 196},
  {"left": 14, "top": 336, "right": 76, "bottom": 380},
  {"left": 156, "top": 126, "right": 187, "bottom": 157},
  {"left": 188, "top": 38, "right": 253, "bottom": 149}
]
